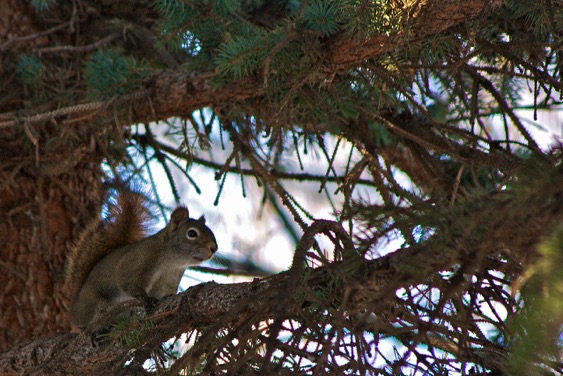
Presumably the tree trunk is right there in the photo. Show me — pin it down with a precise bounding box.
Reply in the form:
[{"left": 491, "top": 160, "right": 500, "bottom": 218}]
[{"left": 1, "top": 1, "right": 108, "bottom": 351}]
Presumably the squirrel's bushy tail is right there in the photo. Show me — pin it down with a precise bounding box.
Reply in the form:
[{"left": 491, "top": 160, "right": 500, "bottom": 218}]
[{"left": 66, "top": 190, "right": 150, "bottom": 294}]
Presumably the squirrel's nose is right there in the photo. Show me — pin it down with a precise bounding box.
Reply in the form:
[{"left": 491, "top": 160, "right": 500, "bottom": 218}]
[{"left": 210, "top": 243, "right": 218, "bottom": 254}]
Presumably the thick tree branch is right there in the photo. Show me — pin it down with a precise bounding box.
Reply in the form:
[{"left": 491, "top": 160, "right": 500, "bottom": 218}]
[
  {"left": 0, "top": 0, "right": 488, "bottom": 129},
  {"left": 0, "top": 242, "right": 427, "bottom": 375},
  {"left": 329, "top": 0, "right": 487, "bottom": 69}
]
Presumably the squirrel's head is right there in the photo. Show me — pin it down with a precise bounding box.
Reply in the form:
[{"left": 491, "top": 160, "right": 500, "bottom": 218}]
[{"left": 164, "top": 206, "right": 218, "bottom": 264}]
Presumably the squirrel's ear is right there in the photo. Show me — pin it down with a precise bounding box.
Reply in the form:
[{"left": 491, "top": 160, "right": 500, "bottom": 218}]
[
  {"left": 170, "top": 207, "right": 189, "bottom": 227},
  {"left": 198, "top": 215, "right": 206, "bottom": 224}
]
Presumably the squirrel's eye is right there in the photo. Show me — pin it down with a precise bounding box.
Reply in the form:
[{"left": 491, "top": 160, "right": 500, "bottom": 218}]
[{"left": 187, "top": 228, "right": 199, "bottom": 239}]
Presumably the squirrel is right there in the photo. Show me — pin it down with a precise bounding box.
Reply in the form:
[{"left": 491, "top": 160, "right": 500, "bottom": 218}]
[{"left": 65, "top": 189, "right": 218, "bottom": 330}]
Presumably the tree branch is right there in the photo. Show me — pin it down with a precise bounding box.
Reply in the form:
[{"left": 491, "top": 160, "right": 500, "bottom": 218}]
[
  {"left": 0, "top": 242, "right": 423, "bottom": 375},
  {"left": 0, "top": 0, "right": 489, "bottom": 129}
]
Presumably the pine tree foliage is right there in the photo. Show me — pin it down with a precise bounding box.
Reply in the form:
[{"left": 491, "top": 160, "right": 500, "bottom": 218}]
[
  {"left": 85, "top": 50, "right": 151, "bottom": 99},
  {"left": 0, "top": 0, "right": 562, "bottom": 375},
  {"left": 16, "top": 54, "right": 45, "bottom": 85},
  {"left": 29, "top": 0, "right": 57, "bottom": 12}
]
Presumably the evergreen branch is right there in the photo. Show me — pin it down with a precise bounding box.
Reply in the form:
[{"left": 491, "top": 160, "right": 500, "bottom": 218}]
[
  {"left": 475, "top": 37, "right": 562, "bottom": 90},
  {"left": 35, "top": 32, "right": 121, "bottom": 54},
  {"left": 263, "top": 31, "right": 299, "bottom": 87},
  {"left": 5, "top": 0, "right": 554, "bottom": 144},
  {"left": 224, "top": 122, "right": 309, "bottom": 230},
  {"left": 189, "top": 265, "right": 273, "bottom": 278},
  {"left": 0, "top": 1, "right": 499, "bottom": 134},
  {"left": 214, "top": 145, "right": 241, "bottom": 181},
  {"left": 265, "top": 188, "right": 300, "bottom": 246},
  {"left": 134, "top": 134, "right": 376, "bottom": 187},
  {"left": 374, "top": 115, "right": 452, "bottom": 158},
  {"left": 317, "top": 134, "right": 342, "bottom": 193},
  {"left": 329, "top": 0, "right": 487, "bottom": 68},
  {"left": 145, "top": 124, "right": 181, "bottom": 203},
  {"left": 0, "top": 21, "right": 72, "bottom": 51},
  {"left": 467, "top": 69, "right": 542, "bottom": 153},
  {"left": 0, "top": 90, "right": 149, "bottom": 129},
  {"left": 138, "top": 136, "right": 168, "bottom": 221}
]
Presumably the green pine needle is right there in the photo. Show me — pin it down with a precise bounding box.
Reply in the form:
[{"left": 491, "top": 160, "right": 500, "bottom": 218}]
[
  {"left": 213, "top": 0, "right": 241, "bottom": 16},
  {"left": 16, "top": 55, "right": 45, "bottom": 85},
  {"left": 85, "top": 50, "right": 150, "bottom": 99},
  {"left": 29, "top": 0, "right": 57, "bottom": 12},
  {"left": 216, "top": 34, "right": 266, "bottom": 78},
  {"left": 153, "top": 0, "right": 186, "bottom": 17},
  {"left": 303, "top": 0, "right": 342, "bottom": 36}
]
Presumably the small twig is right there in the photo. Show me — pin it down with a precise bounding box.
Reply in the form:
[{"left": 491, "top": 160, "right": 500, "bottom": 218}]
[
  {"left": 470, "top": 69, "right": 542, "bottom": 153},
  {"left": 450, "top": 165, "right": 465, "bottom": 206},
  {"left": 35, "top": 32, "right": 120, "bottom": 54},
  {"left": 318, "top": 134, "right": 342, "bottom": 193},
  {"left": 263, "top": 32, "right": 298, "bottom": 87},
  {"left": 0, "top": 21, "right": 71, "bottom": 51},
  {"left": 0, "top": 90, "right": 149, "bottom": 129},
  {"left": 22, "top": 122, "right": 40, "bottom": 167},
  {"left": 289, "top": 220, "right": 356, "bottom": 288},
  {"left": 215, "top": 145, "right": 240, "bottom": 181}
]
